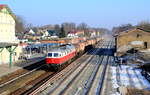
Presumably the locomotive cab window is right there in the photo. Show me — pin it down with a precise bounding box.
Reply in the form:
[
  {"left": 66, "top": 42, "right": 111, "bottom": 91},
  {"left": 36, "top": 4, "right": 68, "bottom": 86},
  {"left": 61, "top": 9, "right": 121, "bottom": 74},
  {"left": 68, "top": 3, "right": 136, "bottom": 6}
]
[
  {"left": 54, "top": 53, "right": 59, "bottom": 57},
  {"left": 68, "top": 50, "right": 71, "bottom": 53},
  {"left": 65, "top": 51, "right": 67, "bottom": 55},
  {"left": 63, "top": 53, "right": 65, "bottom": 56}
]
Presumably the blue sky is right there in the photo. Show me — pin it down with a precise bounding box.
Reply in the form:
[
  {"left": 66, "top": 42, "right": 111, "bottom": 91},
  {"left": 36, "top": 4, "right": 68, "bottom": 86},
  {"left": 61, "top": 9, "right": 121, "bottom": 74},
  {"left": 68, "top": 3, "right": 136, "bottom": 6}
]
[{"left": 1, "top": 0, "right": 150, "bottom": 29}]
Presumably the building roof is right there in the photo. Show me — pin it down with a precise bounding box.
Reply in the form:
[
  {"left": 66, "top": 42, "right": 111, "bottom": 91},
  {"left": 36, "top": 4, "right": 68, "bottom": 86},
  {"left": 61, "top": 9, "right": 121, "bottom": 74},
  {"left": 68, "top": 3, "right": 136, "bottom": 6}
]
[
  {"left": 0, "top": 4, "right": 5, "bottom": 10},
  {"left": 47, "top": 30, "right": 58, "bottom": 36},
  {"left": 117, "top": 28, "right": 150, "bottom": 37},
  {"left": 0, "top": 4, "right": 16, "bottom": 20},
  {"left": 68, "top": 31, "right": 77, "bottom": 34},
  {"left": 136, "top": 27, "right": 150, "bottom": 33},
  {"left": 29, "top": 29, "right": 35, "bottom": 34},
  {"left": 68, "top": 30, "right": 77, "bottom": 34}
]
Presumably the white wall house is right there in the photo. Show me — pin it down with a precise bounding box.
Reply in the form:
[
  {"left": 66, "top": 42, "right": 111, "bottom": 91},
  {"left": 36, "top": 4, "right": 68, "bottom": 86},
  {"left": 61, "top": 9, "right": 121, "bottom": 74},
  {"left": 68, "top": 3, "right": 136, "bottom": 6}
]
[
  {"left": 0, "top": 5, "right": 18, "bottom": 43},
  {"left": 0, "top": 5, "right": 21, "bottom": 64},
  {"left": 28, "top": 29, "right": 35, "bottom": 35},
  {"left": 41, "top": 30, "right": 49, "bottom": 39},
  {"left": 67, "top": 31, "right": 78, "bottom": 38}
]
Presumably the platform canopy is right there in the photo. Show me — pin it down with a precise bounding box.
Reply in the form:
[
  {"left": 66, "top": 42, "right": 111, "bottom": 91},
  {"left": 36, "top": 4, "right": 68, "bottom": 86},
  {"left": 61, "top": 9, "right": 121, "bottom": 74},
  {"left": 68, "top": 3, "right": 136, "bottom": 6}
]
[
  {"left": 0, "top": 42, "right": 18, "bottom": 68},
  {"left": 0, "top": 42, "right": 18, "bottom": 48}
]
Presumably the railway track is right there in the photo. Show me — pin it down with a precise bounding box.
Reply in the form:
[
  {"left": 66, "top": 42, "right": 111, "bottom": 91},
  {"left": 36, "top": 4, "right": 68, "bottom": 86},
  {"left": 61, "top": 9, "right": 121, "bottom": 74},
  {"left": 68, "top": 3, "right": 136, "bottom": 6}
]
[
  {"left": 0, "top": 64, "right": 50, "bottom": 95},
  {"left": 97, "top": 40, "right": 115, "bottom": 95},
  {"left": 0, "top": 59, "right": 48, "bottom": 94},
  {"left": 0, "top": 40, "right": 106, "bottom": 95},
  {"left": 0, "top": 40, "right": 101, "bottom": 95},
  {"left": 86, "top": 41, "right": 114, "bottom": 95},
  {"left": 33, "top": 40, "right": 114, "bottom": 95},
  {"left": 0, "top": 64, "right": 45, "bottom": 88},
  {"left": 48, "top": 46, "right": 103, "bottom": 95},
  {"left": 0, "top": 59, "right": 45, "bottom": 86},
  {"left": 27, "top": 41, "right": 104, "bottom": 95}
]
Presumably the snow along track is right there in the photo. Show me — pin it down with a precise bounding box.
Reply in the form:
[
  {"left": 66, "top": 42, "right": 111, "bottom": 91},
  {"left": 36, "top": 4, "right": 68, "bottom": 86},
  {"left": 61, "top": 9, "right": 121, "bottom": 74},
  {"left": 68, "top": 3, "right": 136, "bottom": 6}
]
[{"left": 111, "top": 65, "right": 150, "bottom": 91}]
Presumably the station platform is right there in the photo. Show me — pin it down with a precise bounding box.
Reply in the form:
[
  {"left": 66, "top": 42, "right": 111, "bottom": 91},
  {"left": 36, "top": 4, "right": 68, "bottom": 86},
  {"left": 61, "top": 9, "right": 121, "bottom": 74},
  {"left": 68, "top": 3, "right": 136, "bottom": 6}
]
[{"left": 0, "top": 56, "right": 45, "bottom": 77}]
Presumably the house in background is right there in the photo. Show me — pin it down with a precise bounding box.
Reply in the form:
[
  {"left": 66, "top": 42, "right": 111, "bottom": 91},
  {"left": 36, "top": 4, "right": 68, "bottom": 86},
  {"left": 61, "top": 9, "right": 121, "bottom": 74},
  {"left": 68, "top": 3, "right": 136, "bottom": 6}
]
[
  {"left": 41, "top": 30, "right": 59, "bottom": 39},
  {"left": 76, "top": 30, "right": 84, "bottom": 37},
  {"left": 89, "top": 29, "right": 97, "bottom": 37},
  {"left": 28, "top": 29, "right": 35, "bottom": 35},
  {"left": 67, "top": 30, "right": 78, "bottom": 38}
]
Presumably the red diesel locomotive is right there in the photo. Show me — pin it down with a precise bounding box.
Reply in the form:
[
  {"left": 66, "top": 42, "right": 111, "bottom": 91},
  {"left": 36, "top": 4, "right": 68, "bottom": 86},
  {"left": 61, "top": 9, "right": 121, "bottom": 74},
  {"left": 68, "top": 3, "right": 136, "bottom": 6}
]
[{"left": 46, "top": 44, "right": 76, "bottom": 69}]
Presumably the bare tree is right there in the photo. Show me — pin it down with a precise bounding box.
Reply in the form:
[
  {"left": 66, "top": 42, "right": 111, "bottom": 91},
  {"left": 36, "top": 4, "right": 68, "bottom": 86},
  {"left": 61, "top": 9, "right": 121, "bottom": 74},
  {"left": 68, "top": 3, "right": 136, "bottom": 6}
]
[
  {"left": 77, "top": 23, "right": 88, "bottom": 30},
  {"left": 138, "top": 20, "right": 150, "bottom": 25},
  {"left": 112, "top": 24, "right": 133, "bottom": 35},
  {"left": 77, "top": 23, "right": 90, "bottom": 37},
  {"left": 15, "top": 15, "right": 25, "bottom": 33},
  {"left": 54, "top": 24, "right": 61, "bottom": 31},
  {"left": 59, "top": 22, "right": 76, "bottom": 37},
  {"left": 62, "top": 22, "right": 76, "bottom": 32},
  {"left": 26, "top": 23, "right": 33, "bottom": 29},
  {"left": 60, "top": 24, "right": 67, "bottom": 37},
  {"left": 137, "top": 20, "right": 150, "bottom": 31},
  {"left": 15, "top": 15, "right": 26, "bottom": 39}
]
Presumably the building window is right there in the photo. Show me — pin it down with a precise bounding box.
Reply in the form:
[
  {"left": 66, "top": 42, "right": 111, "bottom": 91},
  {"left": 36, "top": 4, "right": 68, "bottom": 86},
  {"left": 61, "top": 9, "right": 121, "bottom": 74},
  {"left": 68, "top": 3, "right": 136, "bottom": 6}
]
[
  {"left": 136, "top": 34, "right": 141, "bottom": 38},
  {"left": 144, "top": 42, "right": 148, "bottom": 49}
]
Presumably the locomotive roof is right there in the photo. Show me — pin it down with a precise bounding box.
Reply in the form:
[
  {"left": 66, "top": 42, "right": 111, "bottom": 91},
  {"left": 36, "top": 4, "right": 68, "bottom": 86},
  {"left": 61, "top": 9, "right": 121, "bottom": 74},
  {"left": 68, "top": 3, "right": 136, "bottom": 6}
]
[
  {"left": 26, "top": 43, "right": 59, "bottom": 48},
  {"left": 48, "top": 44, "right": 74, "bottom": 53}
]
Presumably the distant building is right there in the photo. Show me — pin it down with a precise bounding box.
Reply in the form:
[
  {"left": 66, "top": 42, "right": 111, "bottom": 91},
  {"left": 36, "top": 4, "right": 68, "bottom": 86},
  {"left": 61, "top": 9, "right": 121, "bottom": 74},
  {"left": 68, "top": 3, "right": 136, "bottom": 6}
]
[
  {"left": 76, "top": 30, "right": 84, "bottom": 37},
  {"left": 42, "top": 30, "right": 59, "bottom": 39},
  {"left": 67, "top": 30, "right": 78, "bottom": 38},
  {"left": 47, "top": 30, "right": 58, "bottom": 36},
  {"left": 19, "top": 39, "right": 28, "bottom": 43},
  {"left": 116, "top": 28, "right": 150, "bottom": 56},
  {"left": 28, "top": 29, "right": 35, "bottom": 35},
  {"left": 90, "top": 31, "right": 96, "bottom": 37}
]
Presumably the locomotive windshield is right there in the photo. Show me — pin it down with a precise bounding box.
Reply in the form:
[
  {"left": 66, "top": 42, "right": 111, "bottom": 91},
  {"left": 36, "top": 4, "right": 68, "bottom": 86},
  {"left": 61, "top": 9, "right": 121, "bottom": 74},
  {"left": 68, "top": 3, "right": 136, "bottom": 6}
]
[
  {"left": 48, "top": 53, "right": 52, "bottom": 57},
  {"left": 54, "top": 53, "right": 59, "bottom": 57}
]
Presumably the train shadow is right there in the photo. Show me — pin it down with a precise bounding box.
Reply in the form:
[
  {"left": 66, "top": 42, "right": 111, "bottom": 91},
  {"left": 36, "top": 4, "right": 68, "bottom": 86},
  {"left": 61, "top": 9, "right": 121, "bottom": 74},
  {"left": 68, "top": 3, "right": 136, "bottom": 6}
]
[
  {"left": 14, "top": 58, "right": 54, "bottom": 72},
  {"left": 87, "top": 48, "right": 115, "bottom": 56},
  {"left": 22, "top": 60, "right": 49, "bottom": 71}
]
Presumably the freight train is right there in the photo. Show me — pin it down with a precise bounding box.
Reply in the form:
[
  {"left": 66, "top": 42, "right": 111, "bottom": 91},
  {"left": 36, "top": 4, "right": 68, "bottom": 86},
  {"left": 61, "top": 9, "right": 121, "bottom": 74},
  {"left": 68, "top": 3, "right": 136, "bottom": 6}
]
[{"left": 45, "top": 37, "right": 102, "bottom": 70}]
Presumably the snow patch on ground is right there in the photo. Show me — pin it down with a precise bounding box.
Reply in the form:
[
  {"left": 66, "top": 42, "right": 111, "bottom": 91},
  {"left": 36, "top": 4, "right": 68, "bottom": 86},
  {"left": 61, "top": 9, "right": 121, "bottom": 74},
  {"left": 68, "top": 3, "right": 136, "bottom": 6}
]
[
  {"left": 111, "top": 92, "right": 121, "bottom": 95},
  {"left": 111, "top": 65, "right": 150, "bottom": 90}
]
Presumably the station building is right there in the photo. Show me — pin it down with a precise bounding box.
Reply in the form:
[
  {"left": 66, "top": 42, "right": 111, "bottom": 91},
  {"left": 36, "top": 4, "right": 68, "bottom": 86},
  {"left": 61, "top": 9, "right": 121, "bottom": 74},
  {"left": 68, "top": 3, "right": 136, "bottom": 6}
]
[
  {"left": 0, "top": 5, "right": 22, "bottom": 66},
  {"left": 116, "top": 28, "right": 150, "bottom": 56}
]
